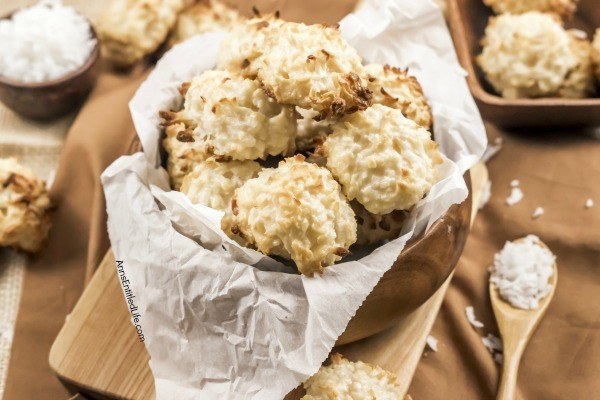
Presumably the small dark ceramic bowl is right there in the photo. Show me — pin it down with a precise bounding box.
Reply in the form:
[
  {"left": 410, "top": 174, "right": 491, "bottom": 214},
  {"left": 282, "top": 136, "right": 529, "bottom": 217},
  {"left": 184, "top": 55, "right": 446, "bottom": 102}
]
[{"left": 0, "top": 12, "right": 100, "bottom": 120}]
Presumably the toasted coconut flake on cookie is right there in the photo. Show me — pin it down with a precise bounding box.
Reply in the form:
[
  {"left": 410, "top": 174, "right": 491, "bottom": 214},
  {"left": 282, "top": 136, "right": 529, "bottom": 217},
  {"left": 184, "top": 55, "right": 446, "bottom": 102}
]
[
  {"left": 483, "top": 0, "right": 578, "bottom": 20},
  {"left": 324, "top": 105, "right": 442, "bottom": 215},
  {"left": 161, "top": 118, "right": 208, "bottom": 190},
  {"left": 216, "top": 12, "right": 284, "bottom": 74},
  {"left": 254, "top": 21, "right": 371, "bottom": 119},
  {"left": 97, "top": 0, "right": 185, "bottom": 67},
  {"left": 168, "top": 0, "right": 246, "bottom": 46},
  {"left": 180, "top": 158, "right": 261, "bottom": 211},
  {"left": 231, "top": 155, "right": 356, "bottom": 276},
  {"left": 0, "top": 158, "right": 52, "bottom": 253},
  {"left": 182, "top": 70, "right": 297, "bottom": 161},
  {"left": 302, "top": 353, "right": 403, "bottom": 400},
  {"left": 364, "top": 63, "right": 432, "bottom": 129},
  {"left": 477, "top": 12, "right": 590, "bottom": 99}
]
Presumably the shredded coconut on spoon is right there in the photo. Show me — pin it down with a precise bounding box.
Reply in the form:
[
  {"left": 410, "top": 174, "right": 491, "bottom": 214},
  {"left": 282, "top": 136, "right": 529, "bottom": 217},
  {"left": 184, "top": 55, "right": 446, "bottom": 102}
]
[
  {"left": 490, "top": 235, "right": 555, "bottom": 310},
  {"left": 0, "top": 0, "right": 96, "bottom": 83}
]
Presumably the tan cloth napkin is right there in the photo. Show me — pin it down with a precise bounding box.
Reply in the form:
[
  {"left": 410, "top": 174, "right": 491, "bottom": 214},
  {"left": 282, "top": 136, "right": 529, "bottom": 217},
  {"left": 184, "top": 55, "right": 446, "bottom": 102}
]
[{"left": 409, "top": 125, "right": 600, "bottom": 399}]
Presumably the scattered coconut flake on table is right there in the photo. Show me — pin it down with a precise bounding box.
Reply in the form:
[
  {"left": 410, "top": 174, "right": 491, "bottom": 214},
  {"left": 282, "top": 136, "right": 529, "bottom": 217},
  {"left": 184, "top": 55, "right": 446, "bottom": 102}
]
[
  {"left": 510, "top": 179, "right": 519, "bottom": 188},
  {"left": 482, "top": 333, "right": 503, "bottom": 354},
  {"left": 585, "top": 199, "right": 594, "bottom": 209},
  {"left": 532, "top": 207, "right": 544, "bottom": 219},
  {"left": 478, "top": 179, "right": 492, "bottom": 210},
  {"left": 490, "top": 235, "right": 555, "bottom": 310},
  {"left": 0, "top": 0, "right": 96, "bottom": 83},
  {"left": 465, "top": 306, "right": 484, "bottom": 328},
  {"left": 481, "top": 137, "right": 503, "bottom": 163},
  {"left": 506, "top": 187, "right": 523, "bottom": 206},
  {"left": 494, "top": 353, "right": 504, "bottom": 365},
  {"left": 426, "top": 335, "right": 438, "bottom": 352}
]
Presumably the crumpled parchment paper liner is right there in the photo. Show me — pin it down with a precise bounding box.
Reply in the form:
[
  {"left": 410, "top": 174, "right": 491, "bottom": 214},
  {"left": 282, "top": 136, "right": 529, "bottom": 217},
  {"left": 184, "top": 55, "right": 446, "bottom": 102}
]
[{"left": 101, "top": 0, "right": 486, "bottom": 398}]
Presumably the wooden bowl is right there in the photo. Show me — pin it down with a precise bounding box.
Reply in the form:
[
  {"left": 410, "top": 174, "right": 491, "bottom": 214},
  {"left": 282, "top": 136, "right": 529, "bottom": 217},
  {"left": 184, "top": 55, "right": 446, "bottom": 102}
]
[
  {"left": 447, "top": 0, "right": 600, "bottom": 128},
  {"left": 0, "top": 12, "right": 100, "bottom": 120},
  {"left": 337, "top": 174, "right": 472, "bottom": 345}
]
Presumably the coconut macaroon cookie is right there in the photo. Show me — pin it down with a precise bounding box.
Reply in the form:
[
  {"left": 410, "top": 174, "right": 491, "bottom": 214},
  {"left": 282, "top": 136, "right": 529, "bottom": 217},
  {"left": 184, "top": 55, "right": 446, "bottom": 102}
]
[
  {"left": 364, "top": 64, "right": 432, "bottom": 130},
  {"left": 216, "top": 12, "right": 284, "bottom": 74},
  {"left": 167, "top": 0, "right": 246, "bottom": 47},
  {"left": 323, "top": 104, "right": 442, "bottom": 215},
  {"left": 231, "top": 155, "right": 357, "bottom": 276},
  {"left": 180, "top": 158, "right": 261, "bottom": 211},
  {"left": 0, "top": 158, "right": 52, "bottom": 253},
  {"left": 592, "top": 29, "right": 600, "bottom": 83},
  {"left": 160, "top": 114, "right": 208, "bottom": 190},
  {"left": 483, "top": 0, "right": 578, "bottom": 20},
  {"left": 559, "top": 31, "right": 595, "bottom": 98},
  {"left": 97, "top": 0, "right": 185, "bottom": 67},
  {"left": 254, "top": 21, "right": 372, "bottom": 120},
  {"left": 477, "top": 12, "right": 594, "bottom": 99},
  {"left": 302, "top": 353, "right": 403, "bottom": 400},
  {"left": 180, "top": 70, "right": 297, "bottom": 161}
]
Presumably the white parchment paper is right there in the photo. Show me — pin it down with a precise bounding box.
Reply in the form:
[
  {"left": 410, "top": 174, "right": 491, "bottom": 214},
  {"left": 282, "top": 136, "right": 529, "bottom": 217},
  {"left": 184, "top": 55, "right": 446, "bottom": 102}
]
[{"left": 101, "top": 0, "right": 486, "bottom": 398}]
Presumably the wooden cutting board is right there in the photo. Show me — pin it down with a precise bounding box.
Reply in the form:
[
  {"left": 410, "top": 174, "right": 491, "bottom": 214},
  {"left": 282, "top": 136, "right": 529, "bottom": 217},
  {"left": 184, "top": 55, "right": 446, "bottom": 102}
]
[{"left": 49, "top": 163, "right": 488, "bottom": 400}]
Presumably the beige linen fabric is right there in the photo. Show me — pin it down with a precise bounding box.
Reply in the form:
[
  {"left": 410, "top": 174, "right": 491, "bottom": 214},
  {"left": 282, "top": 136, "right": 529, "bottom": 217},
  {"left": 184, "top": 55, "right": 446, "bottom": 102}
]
[{"left": 0, "top": 2, "right": 102, "bottom": 398}]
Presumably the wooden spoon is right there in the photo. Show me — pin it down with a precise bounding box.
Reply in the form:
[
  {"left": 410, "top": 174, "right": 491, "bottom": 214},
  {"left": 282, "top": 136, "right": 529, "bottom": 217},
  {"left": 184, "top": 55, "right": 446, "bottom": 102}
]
[{"left": 490, "top": 238, "right": 557, "bottom": 400}]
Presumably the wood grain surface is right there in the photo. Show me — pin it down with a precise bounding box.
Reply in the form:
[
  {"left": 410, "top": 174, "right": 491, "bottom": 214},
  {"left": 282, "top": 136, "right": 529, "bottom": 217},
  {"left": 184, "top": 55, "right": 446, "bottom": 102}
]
[
  {"left": 490, "top": 239, "right": 558, "bottom": 400},
  {"left": 49, "top": 165, "right": 487, "bottom": 399}
]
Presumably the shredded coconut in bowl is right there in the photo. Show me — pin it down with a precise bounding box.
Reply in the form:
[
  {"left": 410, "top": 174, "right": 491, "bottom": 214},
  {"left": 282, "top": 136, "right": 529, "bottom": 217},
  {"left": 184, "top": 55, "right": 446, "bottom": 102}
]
[
  {"left": 0, "top": 0, "right": 96, "bottom": 83},
  {"left": 490, "top": 235, "right": 556, "bottom": 310}
]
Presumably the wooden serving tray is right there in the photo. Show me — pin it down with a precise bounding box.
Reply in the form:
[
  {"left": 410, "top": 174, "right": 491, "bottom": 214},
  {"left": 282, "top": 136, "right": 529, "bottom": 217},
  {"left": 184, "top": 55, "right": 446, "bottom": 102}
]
[
  {"left": 49, "top": 164, "right": 488, "bottom": 400},
  {"left": 447, "top": 0, "right": 600, "bottom": 128}
]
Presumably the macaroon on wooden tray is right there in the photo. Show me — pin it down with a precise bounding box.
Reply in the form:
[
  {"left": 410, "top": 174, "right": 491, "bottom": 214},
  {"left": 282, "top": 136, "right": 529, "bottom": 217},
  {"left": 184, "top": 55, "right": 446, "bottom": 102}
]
[
  {"left": 49, "top": 164, "right": 488, "bottom": 399},
  {"left": 447, "top": 0, "right": 600, "bottom": 128}
]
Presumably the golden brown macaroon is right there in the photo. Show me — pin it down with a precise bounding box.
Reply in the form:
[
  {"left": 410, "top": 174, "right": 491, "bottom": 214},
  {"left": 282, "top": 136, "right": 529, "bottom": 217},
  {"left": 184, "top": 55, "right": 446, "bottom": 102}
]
[
  {"left": 477, "top": 12, "right": 593, "bottom": 99},
  {"left": 253, "top": 21, "right": 372, "bottom": 120},
  {"left": 324, "top": 105, "right": 442, "bottom": 215},
  {"left": 180, "top": 158, "right": 261, "bottom": 211},
  {"left": 167, "top": 0, "right": 246, "bottom": 47},
  {"left": 0, "top": 158, "right": 52, "bottom": 253},
  {"left": 231, "top": 155, "right": 357, "bottom": 276},
  {"left": 180, "top": 157, "right": 261, "bottom": 244},
  {"left": 216, "top": 11, "right": 285, "bottom": 74},
  {"left": 483, "top": 0, "right": 578, "bottom": 20},
  {"left": 364, "top": 63, "right": 433, "bottom": 130},
  {"left": 97, "top": 0, "right": 185, "bottom": 68},
  {"left": 160, "top": 110, "right": 207, "bottom": 190},
  {"left": 302, "top": 353, "right": 404, "bottom": 400},
  {"left": 180, "top": 69, "right": 297, "bottom": 161}
]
